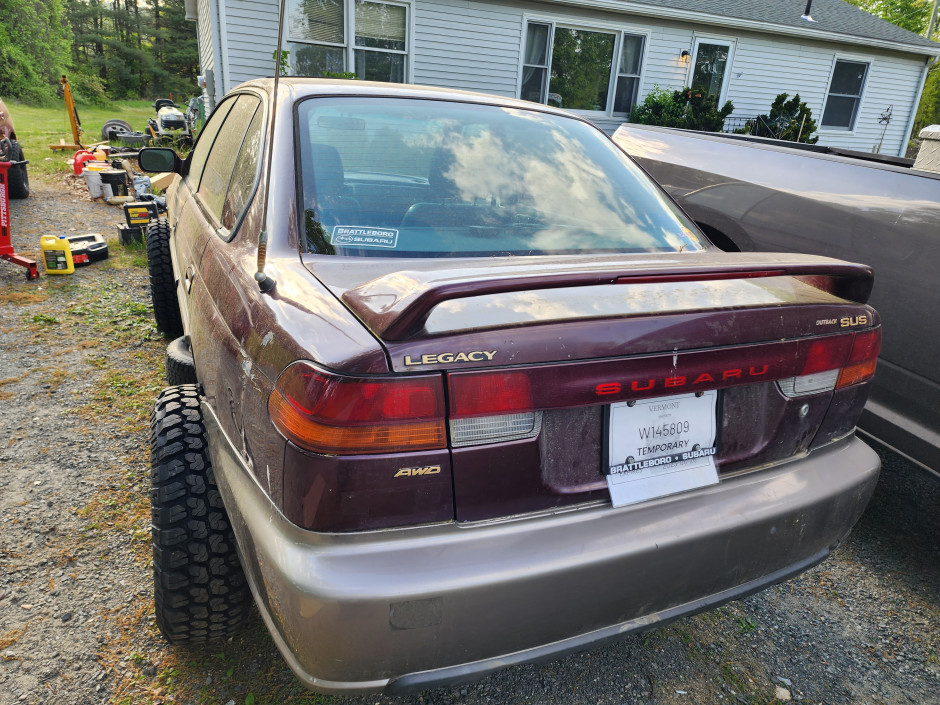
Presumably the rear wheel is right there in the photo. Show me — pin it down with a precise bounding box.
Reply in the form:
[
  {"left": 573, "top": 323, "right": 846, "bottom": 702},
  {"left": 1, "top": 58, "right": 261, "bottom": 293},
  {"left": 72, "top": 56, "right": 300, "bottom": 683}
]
[
  {"left": 151, "top": 385, "right": 251, "bottom": 644},
  {"left": 7, "top": 140, "right": 29, "bottom": 199},
  {"left": 147, "top": 218, "right": 183, "bottom": 337},
  {"left": 166, "top": 336, "right": 197, "bottom": 386}
]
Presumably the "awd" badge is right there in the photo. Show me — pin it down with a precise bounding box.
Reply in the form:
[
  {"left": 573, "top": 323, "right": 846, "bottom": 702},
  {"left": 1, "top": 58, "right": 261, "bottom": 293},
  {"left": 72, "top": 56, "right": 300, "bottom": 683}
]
[{"left": 394, "top": 465, "right": 441, "bottom": 478}]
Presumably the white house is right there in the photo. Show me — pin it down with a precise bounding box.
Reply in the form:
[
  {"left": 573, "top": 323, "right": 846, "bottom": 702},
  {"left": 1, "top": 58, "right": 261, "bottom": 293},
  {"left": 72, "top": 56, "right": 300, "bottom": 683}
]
[{"left": 187, "top": 0, "right": 939, "bottom": 156}]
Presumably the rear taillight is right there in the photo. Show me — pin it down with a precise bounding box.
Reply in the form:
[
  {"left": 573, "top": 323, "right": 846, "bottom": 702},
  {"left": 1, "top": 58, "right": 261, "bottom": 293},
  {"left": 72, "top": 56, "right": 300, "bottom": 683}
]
[
  {"left": 269, "top": 362, "right": 446, "bottom": 454},
  {"left": 837, "top": 329, "right": 880, "bottom": 388},
  {"left": 778, "top": 328, "right": 880, "bottom": 397}
]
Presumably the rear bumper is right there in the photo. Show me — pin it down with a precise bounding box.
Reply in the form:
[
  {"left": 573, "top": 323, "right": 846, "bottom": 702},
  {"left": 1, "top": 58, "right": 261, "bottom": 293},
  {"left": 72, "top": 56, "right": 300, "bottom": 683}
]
[{"left": 205, "top": 403, "right": 879, "bottom": 695}]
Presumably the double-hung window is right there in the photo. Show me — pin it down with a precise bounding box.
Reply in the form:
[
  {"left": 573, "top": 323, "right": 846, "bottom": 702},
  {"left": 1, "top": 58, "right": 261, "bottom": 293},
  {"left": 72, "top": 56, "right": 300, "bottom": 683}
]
[
  {"left": 521, "top": 21, "right": 645, "bottom": 115},
  {"left": 288, "top": 0, "right": 408, "bottom": 82},
  {"left": 821, "top": 59, "right": 868, "bottom": 130}
]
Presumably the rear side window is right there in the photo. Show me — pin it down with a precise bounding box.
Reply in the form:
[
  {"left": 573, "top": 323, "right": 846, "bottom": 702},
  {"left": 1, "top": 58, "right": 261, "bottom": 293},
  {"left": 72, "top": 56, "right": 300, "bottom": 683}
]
[
  {"left": 297, "top": 97, "right": 703, "bottom": 258},
  {"left": 197, "top": 95, "right": 262, "bottom": 222},
  {"left": 221, "top": 105, "right": 265, "bottom": 230},
  {"left": 186, "top": 98, "right": 236, "bottom": 189}
]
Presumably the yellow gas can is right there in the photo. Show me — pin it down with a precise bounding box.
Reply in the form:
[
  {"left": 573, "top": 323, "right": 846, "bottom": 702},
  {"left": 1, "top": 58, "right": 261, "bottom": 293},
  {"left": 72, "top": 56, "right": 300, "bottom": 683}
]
[{"left": 41, "top": 235, "right": 75, "bottom": 275}]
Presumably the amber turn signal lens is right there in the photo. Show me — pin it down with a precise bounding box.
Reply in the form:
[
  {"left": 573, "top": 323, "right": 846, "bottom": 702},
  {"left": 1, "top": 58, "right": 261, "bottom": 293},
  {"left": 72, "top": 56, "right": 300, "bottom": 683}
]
[
  {"left": 269, "top": 362, "right": 446, "bottom": 455},
  {"left": 836, "top": 359, "right": 878, "bottom": 389},
  {"left": 835, "top": 329, "right": 881, "bottom": 389}
]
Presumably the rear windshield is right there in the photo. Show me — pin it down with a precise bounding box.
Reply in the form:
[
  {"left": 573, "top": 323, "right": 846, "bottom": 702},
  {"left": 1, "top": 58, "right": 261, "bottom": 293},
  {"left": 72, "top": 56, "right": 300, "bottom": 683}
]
[{"left": 296, "top": 97, "right": 703, "bottom": 257}]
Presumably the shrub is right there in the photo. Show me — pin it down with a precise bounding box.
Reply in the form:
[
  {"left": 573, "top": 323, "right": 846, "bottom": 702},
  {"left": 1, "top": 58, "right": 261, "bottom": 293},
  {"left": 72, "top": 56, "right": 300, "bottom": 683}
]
[
  {"left": 746, "top": 93, "right": 819, "bottom": 144},
  {"left": 630, "top": 86, "right": 734, "bottom": 132},
  {"left": 67, "top": 71, "right": 110, "bottom": 107}
]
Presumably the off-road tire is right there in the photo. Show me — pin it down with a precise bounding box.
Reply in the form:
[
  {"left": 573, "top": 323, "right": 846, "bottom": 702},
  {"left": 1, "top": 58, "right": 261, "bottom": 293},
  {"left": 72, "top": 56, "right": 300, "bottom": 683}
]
[
  {"left": 147, "top": 218, "right": 183, "bottom": 337},
  {"left": 166, "top": 336, "right": 198, "bottom": 386},
  {"left": 101, "top": 118, "right": 133, "bottom": 142},
  {"left": 7, "top": 140, "right": 29, "bottom": 199},
  {"left": 151, "top": 385, "right": 251, "bottom": 644}
]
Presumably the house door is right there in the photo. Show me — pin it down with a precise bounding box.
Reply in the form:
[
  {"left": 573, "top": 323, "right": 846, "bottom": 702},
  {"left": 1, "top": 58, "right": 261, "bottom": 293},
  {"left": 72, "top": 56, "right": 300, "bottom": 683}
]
[{"left": 690, "top": 39, "right": 733, "bottom": 103}]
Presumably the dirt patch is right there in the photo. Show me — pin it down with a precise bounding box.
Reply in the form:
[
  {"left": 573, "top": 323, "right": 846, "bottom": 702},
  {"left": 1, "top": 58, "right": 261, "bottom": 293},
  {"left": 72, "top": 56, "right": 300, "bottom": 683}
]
[{"left": 0, "top": 175, "right": 938, "bottom": 705}]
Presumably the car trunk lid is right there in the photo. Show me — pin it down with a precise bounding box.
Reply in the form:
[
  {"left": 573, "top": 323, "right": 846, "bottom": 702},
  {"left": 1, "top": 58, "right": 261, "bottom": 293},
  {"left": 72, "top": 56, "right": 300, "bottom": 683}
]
[{"left": 304, "top": 252, "right": 878, "bottom": 523}]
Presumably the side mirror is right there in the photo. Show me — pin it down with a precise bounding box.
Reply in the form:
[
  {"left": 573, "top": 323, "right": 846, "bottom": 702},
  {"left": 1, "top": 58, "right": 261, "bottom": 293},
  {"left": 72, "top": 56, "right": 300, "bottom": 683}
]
[{"left": 138, "top": 147, "right": 182, "bottom": 173}]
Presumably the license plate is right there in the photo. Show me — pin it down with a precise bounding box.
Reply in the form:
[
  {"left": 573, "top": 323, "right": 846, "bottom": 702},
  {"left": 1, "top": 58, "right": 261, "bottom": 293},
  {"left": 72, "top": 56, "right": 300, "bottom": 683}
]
[{"left": 604, "top": 390, "right": 719, "bottom": 507}]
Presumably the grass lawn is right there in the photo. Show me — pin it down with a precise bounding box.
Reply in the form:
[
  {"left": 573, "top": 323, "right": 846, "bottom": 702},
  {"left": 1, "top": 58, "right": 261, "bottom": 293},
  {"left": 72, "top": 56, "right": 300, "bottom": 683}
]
[{"left": 5, "top": 99, "right": 155, "bottom": 175}]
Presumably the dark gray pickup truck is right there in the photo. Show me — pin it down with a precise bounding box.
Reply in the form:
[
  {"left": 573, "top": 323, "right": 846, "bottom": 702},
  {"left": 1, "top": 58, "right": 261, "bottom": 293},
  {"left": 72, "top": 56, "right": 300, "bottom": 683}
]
[{"left": 614, "top": 124, "right": 940, "bottom": 478}]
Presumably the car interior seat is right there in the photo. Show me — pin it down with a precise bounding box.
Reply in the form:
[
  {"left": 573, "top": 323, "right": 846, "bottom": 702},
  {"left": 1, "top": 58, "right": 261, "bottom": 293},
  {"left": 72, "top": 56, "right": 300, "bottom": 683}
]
[{"left": 304, "top": 142, "right": 362, "bottom": 227}]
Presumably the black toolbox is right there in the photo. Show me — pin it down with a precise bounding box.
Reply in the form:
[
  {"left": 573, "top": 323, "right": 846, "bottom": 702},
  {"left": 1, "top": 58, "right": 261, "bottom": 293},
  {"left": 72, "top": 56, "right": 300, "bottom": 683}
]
[{"left": 65, "top": 233, "right": 108, "bottom": 265}]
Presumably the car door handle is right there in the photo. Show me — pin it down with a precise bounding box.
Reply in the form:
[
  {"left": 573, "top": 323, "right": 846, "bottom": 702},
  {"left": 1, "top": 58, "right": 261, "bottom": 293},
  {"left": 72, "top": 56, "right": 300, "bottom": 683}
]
[{"left": 184, "top": 265, "right": 196, "bottom": 293}]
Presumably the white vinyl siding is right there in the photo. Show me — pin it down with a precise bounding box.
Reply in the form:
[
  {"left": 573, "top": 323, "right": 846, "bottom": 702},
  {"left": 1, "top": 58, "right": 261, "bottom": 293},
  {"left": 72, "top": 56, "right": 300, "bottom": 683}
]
[
  {"left": 224, "top": 0, "right": 281, "bottom": 88},
  {"left": 412, "top": 0, "right": 521, "bottom": 95},
  {"left": 197, "top": 0, "right": 215, "bottom": 76},
  {"left": 197, "top": 0, "right": 224, "bottom": 106},
  {"left": 719, "top": 30, "right": 925, "bottom": 153}
]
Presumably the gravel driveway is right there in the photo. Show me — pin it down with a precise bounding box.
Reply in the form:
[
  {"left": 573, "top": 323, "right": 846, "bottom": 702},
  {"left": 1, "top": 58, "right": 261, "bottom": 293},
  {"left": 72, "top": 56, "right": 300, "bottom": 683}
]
[{"left": 1, "top": 175, "right": 938, "bottom": 705}]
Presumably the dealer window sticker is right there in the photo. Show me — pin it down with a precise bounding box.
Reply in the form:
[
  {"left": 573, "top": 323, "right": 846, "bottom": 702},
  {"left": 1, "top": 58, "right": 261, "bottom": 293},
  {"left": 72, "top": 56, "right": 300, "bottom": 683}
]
[{"left": 331, "top": 226, "right": 399, "bottom": 249}]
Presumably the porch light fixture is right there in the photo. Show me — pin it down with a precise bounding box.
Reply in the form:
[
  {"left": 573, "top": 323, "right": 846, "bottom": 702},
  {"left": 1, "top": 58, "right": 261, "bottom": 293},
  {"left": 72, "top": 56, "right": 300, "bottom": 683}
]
[{"left": 680, "top": 50, "right": 691, "bottom": 62}]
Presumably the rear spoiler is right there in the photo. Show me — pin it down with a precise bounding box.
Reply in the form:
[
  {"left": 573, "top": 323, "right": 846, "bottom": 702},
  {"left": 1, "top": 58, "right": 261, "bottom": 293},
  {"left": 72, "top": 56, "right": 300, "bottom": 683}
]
[{"left": 342, "top": 253, "right": 873, "bottom": 341}]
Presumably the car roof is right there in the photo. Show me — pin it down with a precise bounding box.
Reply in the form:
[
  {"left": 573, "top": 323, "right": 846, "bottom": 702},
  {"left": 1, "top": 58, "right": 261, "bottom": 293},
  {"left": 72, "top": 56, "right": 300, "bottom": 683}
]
[{"left": 233, "top": 77, "right": 580, "bottom": 121}]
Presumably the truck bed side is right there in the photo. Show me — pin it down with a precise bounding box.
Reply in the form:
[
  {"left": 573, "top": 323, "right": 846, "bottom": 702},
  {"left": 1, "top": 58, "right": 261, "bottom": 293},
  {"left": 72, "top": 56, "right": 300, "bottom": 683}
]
[{"left": 614, "top": 124, "right": 940, "bottom": 477}]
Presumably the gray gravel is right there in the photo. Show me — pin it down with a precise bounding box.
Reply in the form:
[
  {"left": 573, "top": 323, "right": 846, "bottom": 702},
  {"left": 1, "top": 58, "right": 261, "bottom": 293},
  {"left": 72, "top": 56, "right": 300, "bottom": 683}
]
[{"left": 1, "top": 175, "right": 938, "bottom": 705}]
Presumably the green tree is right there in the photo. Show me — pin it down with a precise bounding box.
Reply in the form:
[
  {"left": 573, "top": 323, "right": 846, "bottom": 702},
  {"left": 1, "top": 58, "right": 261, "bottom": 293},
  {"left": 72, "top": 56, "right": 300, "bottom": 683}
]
[
  {"left": 0, "top": 0, "right": 71, "bottom": 103},
  {"left": 914, "top": 69, "right": 940, "bottom": 134},
  {"left": 66, "top": 0, "right": 197, "bottom": 101},
  {"left": 748, "top": 93, "right": 819, "bottom": 144},
  {"left": 843, "top": 0, "right": 934, "bottom": 34}
]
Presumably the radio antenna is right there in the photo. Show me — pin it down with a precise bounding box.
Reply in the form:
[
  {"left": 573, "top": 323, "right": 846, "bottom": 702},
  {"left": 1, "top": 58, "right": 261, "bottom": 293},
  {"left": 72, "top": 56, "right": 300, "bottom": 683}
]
[{"left": 255, "top": 0, "right": 288, "bottom": 293}]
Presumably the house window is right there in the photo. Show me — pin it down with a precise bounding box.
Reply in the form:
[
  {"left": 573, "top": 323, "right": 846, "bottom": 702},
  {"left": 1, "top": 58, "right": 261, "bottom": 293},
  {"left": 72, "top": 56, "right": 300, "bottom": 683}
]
[
  {"left": 521, "top": 21, "right": 645, "bottom": 114},
  {"left": 822, "top": 60, "right": 868, "bottom": 130},
  {"left": 288, "top": 0, "right": 408, "bottom": 82},
  {"left": 690, "top": 41, "right": 731, "bottom": 100}
]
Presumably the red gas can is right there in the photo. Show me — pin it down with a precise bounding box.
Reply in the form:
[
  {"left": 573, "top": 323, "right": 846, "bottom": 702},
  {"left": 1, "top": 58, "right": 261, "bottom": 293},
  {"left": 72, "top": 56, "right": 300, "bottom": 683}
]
[{"left": 73, "top": 150, "right": 95, "bottom": 175}]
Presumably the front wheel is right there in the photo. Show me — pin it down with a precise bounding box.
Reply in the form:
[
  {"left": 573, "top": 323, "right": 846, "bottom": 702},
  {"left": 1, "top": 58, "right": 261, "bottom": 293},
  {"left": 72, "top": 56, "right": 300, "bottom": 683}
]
[
  {"left": 146, "top": 218, "right": 184, "bottom": 337},
  {"left": 151, "top": 385, "right": 252, "bottom": 643}
]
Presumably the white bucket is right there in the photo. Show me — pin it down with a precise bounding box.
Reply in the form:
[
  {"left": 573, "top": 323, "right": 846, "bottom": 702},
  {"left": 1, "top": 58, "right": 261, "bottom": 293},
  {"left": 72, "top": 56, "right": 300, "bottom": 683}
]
[{"left": 83, "top": 168, "right": 104, "bottom": 198}]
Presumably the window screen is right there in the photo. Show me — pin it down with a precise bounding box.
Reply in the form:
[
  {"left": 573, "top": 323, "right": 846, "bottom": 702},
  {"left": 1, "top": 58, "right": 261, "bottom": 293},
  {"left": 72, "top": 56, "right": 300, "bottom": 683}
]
[{"left": 822, "top": 60, "right": 868, "bottom": 130}]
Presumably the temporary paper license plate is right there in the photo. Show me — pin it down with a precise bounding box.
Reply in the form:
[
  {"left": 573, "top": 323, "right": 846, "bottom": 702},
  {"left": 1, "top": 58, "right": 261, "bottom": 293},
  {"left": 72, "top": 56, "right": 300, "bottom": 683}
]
[{"left": 605, "top": 390, "right": 719, "bottom": 507}]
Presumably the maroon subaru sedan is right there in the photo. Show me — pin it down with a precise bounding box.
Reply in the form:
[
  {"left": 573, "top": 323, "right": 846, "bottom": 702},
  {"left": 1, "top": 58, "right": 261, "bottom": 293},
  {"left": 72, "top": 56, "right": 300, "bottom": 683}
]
[{"left": 139, "top": 79, "right": 881, "bottom": 694}]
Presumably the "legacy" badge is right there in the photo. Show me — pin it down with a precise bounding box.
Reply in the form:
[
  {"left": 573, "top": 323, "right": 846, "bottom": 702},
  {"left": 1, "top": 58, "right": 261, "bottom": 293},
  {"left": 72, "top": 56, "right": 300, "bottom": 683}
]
[{"left": 403, "top": 351, "right": 497, "bottom": 366}]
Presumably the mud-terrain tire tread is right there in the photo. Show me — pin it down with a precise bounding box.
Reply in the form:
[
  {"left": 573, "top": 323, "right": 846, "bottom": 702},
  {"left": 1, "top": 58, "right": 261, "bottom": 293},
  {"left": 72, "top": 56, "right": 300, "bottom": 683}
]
[
  {"left": 7, "top": 140, "right": 29, "bottom": 199},
  {"left": 151, "top": 385, "right": 251, "bottom": 644},
  {"left": 165, "top": 336, "right": 197, "bottom": 386},
  {"left": 147, "top": 218, "right": 183, "bottom": 337}
]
